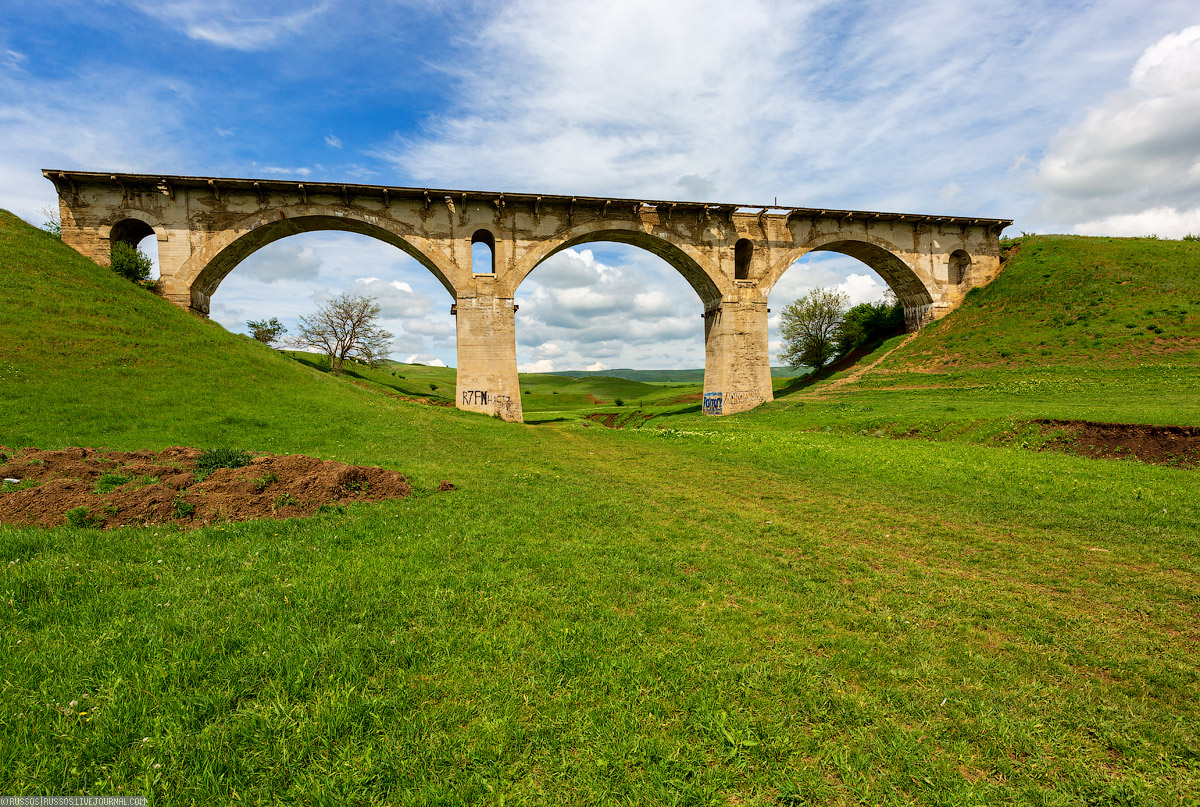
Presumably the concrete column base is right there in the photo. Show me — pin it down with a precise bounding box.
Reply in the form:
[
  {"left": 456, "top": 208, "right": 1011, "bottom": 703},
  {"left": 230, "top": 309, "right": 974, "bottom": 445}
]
[
  {"left": 454, "top": 294, "right": 524, "bottom": 422},
  {"left": 702, "top": 291, "right": 773, "bottom": 416}
]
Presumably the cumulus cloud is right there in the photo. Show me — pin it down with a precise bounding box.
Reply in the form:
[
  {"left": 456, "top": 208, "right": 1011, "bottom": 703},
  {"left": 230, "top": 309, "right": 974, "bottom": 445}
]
[
  {"left": 237, "top": 242, "right": 322, "bottom": 282},
  {"left": 402, "top": 318, "right": 453, "bottom": 337},
  {"left": 515, "top": 247, "right": 708, "bottom": 370},
  {"left": 404, "top": 353, "right": 446, "bottom": 367},
  {"left": 350, "top": 277, "right": 435, "bottom": 318},
  {"left": 518, "top": 359, "right": 556, "bottom": 373},
  {"left": 1037, "top": 24, "right": 1200, "bottom": 235},
  {"left": 1073, "top": 206, "right": 1200, "bottom": 238}
]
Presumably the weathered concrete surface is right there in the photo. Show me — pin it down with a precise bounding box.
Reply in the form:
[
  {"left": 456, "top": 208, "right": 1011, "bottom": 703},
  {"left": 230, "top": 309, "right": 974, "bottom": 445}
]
[{"left": 45, "top": 170, "right": 1011, "bottom": 422}]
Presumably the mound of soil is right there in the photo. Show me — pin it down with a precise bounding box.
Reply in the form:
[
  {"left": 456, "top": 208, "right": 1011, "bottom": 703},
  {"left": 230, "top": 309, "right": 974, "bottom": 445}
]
[
  {"left": 1035, "top": 420, "right": 1200, "bottom": 467},
  {"left": 0, "top": 447, "right": 448, "bottom": 529}
]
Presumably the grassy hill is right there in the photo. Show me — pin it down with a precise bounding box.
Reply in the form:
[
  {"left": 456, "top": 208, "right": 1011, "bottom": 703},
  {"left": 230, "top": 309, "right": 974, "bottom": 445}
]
[
  {"left": 886, "top": 235, "right": 1199, "bottom": 371},
  {"left": 1, "top": 212, "right": 1197, "bottom": 805}
]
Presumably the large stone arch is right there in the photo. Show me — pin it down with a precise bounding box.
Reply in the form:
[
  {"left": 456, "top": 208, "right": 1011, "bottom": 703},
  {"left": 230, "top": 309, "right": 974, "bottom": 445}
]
[
  {"left": 177, "top": 207, "right": 470, "bottom": 309},
  {"left": 505, "top": 222, "right": 728, "bottom": 307},
  {"left": 763, "top": 232, "right": 935, "bottom": 330}
]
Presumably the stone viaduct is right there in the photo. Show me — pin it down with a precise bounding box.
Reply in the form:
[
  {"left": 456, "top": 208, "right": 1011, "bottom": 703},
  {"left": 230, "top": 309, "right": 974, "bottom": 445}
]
[{"left": 45, "top": 169, "right": 1011, "bottom": 422}]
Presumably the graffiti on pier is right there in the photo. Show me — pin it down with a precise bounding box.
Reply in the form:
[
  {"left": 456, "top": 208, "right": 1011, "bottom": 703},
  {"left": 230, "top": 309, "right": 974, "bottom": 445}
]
[
  {"left": 492, "top": 394, "right": 519, "bottom": 418},
  {"left": 461, "top": 390, "right": 520, "bottom": 419},
  {"left": 703, "top": 390, "right": 765, "bottom": 416},
  {"left": 462, "top": 390, "right": 489, "bottom": 406},
  {"left": 724, "top": 390, "right": 765, "bottom": 409}
]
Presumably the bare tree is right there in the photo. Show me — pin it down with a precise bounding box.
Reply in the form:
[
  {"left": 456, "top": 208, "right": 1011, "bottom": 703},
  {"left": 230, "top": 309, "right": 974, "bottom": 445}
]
[{"left": 289, "top": 293, "right": 393, "bottom": 373}]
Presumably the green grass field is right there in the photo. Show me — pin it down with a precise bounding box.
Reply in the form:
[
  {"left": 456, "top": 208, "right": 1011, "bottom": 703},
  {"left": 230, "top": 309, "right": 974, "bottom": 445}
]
[{"left": 1, "top": 212, "right": 1198, "bottom": 805}]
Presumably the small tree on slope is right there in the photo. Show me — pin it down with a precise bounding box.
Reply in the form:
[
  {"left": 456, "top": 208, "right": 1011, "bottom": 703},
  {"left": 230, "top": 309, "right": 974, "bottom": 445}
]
[
  {"left": 247, "top": 317, "right": 288, "bottom": 348},
  {"left": 778, "top": 287, "right": 849, "bottom": 373},
  {"left": 289, "top": 293, "right": 393, "bottom": 373}
]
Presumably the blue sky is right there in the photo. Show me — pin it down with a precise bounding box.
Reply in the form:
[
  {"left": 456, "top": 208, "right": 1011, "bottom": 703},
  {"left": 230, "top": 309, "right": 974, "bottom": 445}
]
[{"left": 3, "top": 1, "right": 1199, "bottom": 370}]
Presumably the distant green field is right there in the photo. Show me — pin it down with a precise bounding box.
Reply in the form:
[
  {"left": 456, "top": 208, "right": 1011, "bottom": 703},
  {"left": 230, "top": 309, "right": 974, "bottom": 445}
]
[
  {"left": 1, "top": 212, "right": 1197, "bottom": 805},
  {"left": 548, "top": 366, "right": 809, "bottom": 383}
]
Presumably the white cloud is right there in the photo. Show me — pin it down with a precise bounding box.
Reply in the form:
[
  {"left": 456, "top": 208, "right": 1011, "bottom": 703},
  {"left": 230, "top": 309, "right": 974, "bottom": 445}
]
[
  {"left": 404, "top": 354, "right": 446, "bottom": 367},
  {"left": 1036, "top": 24, "right": 1200, "bottom": 230},
  {"left": 325, "top": 134, "right": 342, "bottom": 148},
  {"left": 518, "top": 359, "right": 556, "bottom": 373},
  {"left": 351, "top": 277, "right": 434, "bottom": 318},
  {"left": 215, "top": 127, "right": 234, "bottom": 137},
  {"left": 132, "top": 1, "right": 330, "bottom": 51},
  {"left": 516, "top": 246, "right": 708, "bottom": 370},
  {"left": 260, "top": 166, "right": 313, "bottom": 176},
  {"left": 1072, "top": 206, "right": 1200, "bottom": 239},
  {"left": 585, "top": 361, "right": 608, "bottom": 372},
  {"left": 237, "top": 242, "right": 322, "bottom": 282},
  {"left": 3, "top": 49, "right": 27, "bottom": 69},
  {"left": 402, "top": 318, "right": 454, "bottom": 337}
]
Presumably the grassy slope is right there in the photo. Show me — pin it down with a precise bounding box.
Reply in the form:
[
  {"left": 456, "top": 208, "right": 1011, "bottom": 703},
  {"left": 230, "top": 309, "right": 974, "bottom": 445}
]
[
  {"left": 888, "top": 235, "right": 1200, "bottom": 371},
  {"left": 765, "top": 235, "right": 1200, "bottom": 431},
  {"left": 1, "top": 214, "right": 1198, "bottom": 805}
]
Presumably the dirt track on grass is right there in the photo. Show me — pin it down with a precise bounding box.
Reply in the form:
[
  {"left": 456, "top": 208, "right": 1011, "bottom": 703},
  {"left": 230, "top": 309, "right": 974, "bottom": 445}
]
[{"left": 0, "top": 447, "right": 452, "bottom": 529}]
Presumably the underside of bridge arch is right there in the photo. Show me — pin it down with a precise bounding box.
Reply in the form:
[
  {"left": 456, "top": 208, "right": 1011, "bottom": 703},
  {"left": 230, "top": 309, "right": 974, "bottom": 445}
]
[
  {"left": 191, "top": 214, "right": 455, "bottom": 301},
  {"left": 109, "top": 217, "right": 156, "bottom": 248},
  {"left": 527, "top": 228, "right": 723, "bottom": 307},
  {"left": 808, "top": 239, "right": 934, "bottom": 329}
]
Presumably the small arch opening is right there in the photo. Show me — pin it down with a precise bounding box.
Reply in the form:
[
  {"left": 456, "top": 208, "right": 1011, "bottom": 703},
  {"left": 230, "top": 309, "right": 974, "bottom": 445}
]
[
  {"left": 734, "top": 238, "right": 752, "bottom": 280},
  {"left": 471, "top": 229, "right": 496, "bottom": 274},
  {"left": 948, "top": 250, "right": 971, "bottom": 285},
  {"left": 109, "top": 218, "right": 159, "bottom": 282}
]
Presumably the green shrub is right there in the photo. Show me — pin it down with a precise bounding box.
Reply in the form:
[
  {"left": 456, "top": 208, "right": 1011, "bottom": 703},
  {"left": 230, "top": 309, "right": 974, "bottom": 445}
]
[
  {"left": 836, "top": 299, "right": 905, "bottom": 355},
  {"left": 615, "top": 398, "right": 625, "bottom": 407},
  {"left": 273, "top": 493, "right": 300, "bottom": 509},
  {"left": 94, "top": 473, "right": 132, "bottom": 494},
  {"left": 253, "top": 471, "right": 278, "bottom": 493},
  {"left": 196, "top": 448, "right": 253, "bottom": 474},
  {"left": 172, "top": 497, "right": 195, "bottom": 519},
  {"left": 65, "top": 506, "right": 102, "bottom": 528},
  {"left": 110, "top": 241, "right": 153, "bottom": 283}
]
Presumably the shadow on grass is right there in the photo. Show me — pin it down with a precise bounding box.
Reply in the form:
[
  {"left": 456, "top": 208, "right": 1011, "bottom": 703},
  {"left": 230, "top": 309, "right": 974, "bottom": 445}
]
[{"left": 772, "top": 332, "right": 904, "bottom": 400}]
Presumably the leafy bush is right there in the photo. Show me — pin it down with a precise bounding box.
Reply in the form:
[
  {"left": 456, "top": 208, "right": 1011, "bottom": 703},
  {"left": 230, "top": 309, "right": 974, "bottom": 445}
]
[
  {"left": 253, "top": 471, "right": 278, "bottom": 493},
  {"left": 614, "top": 398, "right": 625, "bottom": 407},
  {"left": 196, "top": 448, "right": 253, "bottom": 474},
  {"left": 172, "top": 497, "right": 195, "bottom": 519},
  {"left": 110, "top": 241, "right": 153, "bottom": 284},
  {"left": 836, "top": 299, "right": 905, "bottom": 355},
  {"left": 247, "top": 317, "right": 288, "bottom": 347},
  {"left": 65, "top": 506, "right": 102, "bottom": 528},
  {"left": 94, "top": 473, "right": 132, "bottom": 494}
]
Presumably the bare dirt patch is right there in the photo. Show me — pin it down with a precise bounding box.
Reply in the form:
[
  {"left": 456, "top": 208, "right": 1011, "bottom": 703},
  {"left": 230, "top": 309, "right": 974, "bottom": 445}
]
[
  {"left": 583, "top": 412, "right": 656, "bottom": 429},
  {"left": 0, "top": 447, "right": 445, "bottom": 529},
  {"left": 1035, "top": 419, "right": 1200, "bottom": 467}
]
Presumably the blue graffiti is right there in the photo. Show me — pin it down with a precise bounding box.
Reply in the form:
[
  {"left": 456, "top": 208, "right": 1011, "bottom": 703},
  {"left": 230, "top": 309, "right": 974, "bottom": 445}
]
[{"left": 702, "top": 392, "right": 723, "bottom": 416}]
